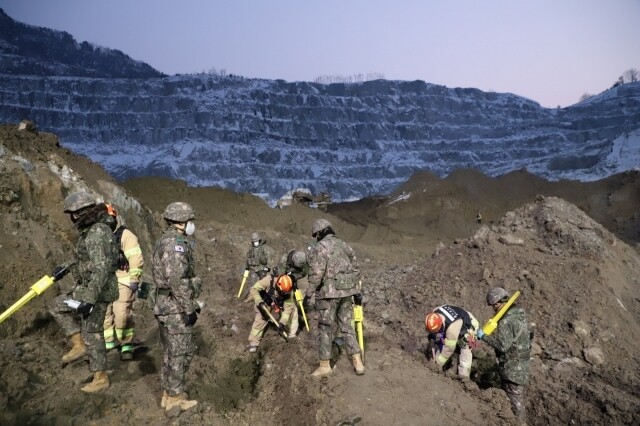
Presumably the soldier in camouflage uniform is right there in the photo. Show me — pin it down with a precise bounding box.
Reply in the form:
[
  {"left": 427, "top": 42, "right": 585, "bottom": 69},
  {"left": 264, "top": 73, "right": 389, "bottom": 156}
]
[
  {"left": 307, "top": 219, "right": 364, "bottom": 378},
  {"left": 246, "top": 250, "right": 308, "bottom": 351},
  {"left": 476, "top": 287, "right": 531, "bottom": 423},
  {"left": 49, "top": 191, "right": 119, "bottom": 393},
  {"left": 151, "top": 202, "right": 201, "bottom": 413},
  {"left": 244, "top": 232, "right": 274, "bottom": 292}
]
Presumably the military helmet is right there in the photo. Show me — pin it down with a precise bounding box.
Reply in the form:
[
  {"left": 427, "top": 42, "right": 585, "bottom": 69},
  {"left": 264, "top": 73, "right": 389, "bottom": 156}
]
[
  {"left": 63, "top": 191, "right": 97, "bottom": 213},
  {"left": 311, "top": 218, "right": 332, "bottom": 236},
  {"left": 290, "top": 250, "right": 306, "bottom": 268},
  {"left": 251, "top": 232, "right": 261, "bottom": 243},
  {"left": 487, "top": 287, "right": 510, "bottom": 305},
  {"left": 163, "top": 202, "right": 195, "bottom": 222}
]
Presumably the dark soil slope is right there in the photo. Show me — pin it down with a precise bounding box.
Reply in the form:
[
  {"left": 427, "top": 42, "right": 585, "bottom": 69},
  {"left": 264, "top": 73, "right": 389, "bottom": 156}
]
[{"left": 0, "top": 123, "right": 638, "bottom": 425}]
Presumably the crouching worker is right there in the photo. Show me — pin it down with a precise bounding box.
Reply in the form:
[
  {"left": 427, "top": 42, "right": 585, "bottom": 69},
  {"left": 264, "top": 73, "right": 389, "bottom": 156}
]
[
  {"left": 246, "top": 273, "right": 297, "bottom": 352},
  {"left": 425, "top": 304, "right": 479, "bottom": 381},
  {"left": 49, "top": 192, "right": 119, "bottom": 393}
]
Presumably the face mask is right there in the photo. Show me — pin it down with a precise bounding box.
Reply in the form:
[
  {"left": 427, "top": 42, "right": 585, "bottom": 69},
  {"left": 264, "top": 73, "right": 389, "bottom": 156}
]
[
  {"left": 252, "top": 241, "right": 259, "bottom": 247},
  {"left": 185, "top": 221, "right": 196, "bottom": 236}
]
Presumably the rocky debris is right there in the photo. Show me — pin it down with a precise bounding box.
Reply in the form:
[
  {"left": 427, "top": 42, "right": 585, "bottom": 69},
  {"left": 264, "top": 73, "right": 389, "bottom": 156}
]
[
  {"left": 276, "top": 187, "right": 332, "bottom": 210},
  {"left": 571, "top": 320, "right": 590, "bottom": 339},
  {"left": 18, "top": 120, "right": 36, "bottom": 132},
  {"left": 583, "top": 347, "right": 605, "bottom": 365}
]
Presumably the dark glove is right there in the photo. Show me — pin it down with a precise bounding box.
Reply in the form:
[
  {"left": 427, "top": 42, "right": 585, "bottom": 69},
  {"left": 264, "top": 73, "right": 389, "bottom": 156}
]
[
  {"left": 52, "top": 266, "right": 69, "bottom": 281},
  {"left": 257, "top": 301, "right": 268, "bottom": 312},
  {"left": 128, "top": 281, "right": 139, "bottom": 292},
  {"left": 353, "top": 293, "right": 363, "bottom": 306},
  {"left": 76, "top": 302, "right": 94, "bottom": 318},
  {"left": 277, "top": 322, "right": 288, "bottom": 334},
  {"left": 183, "top": 311, "right": 198, "bottom": 326}
]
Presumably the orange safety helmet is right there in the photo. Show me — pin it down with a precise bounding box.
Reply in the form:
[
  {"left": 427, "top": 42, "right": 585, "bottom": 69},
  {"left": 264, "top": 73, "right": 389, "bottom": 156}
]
[
  {"left": 425, "top": 312, "right": 444, "bottom": 333},
  {"left": 275, "top": 274, "right": 293, "bottom": 294}
]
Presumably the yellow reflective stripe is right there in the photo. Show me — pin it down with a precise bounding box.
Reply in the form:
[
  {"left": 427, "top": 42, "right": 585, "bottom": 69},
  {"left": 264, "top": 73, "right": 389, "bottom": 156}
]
[
  {"left": 116, "top": 328, "right": 135, "bottom": 339},
  {"left": 104, "top": 329, "right": 115, "bottom": 338},
  {"left": 105, "top": 341, "right": 117, "bottom": 349},
  {"left": 444, "top": 338, "right": 457, "bottom": 348},
  {"left": 128, "top": 268, "right": 143, "bottom": 277},
  {"left": 437, "top": 354, "right": 449, "bottom": 365},
  {"left": 124, "top": 247, "right": 142, "bottom": 258}
]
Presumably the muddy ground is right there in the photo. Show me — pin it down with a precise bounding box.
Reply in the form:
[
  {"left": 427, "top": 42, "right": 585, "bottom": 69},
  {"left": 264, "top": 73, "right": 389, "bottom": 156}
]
[{"left": 0, "top": 123, "right": 638, "bottom": 425}]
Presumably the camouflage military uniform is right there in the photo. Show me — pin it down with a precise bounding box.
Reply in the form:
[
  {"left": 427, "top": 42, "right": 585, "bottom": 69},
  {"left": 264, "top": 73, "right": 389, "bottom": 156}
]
[
  {"left": 151, "top": 226, "right": 201, "bottom": 397},
  {"left": 482, "top": 306, "right": 531, "bottom": 421},
  {"left": 245, "top": 241, "right": 274, "bottom": 283},
  {"left": 49, "top": 210, "right": 119, "bottom": 372},
  {"left": 308, "top": 234, "right": 361, "bottom": 360}
]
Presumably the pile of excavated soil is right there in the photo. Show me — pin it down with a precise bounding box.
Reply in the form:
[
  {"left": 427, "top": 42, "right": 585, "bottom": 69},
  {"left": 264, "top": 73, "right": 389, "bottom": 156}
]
[{"left": 0, "top": 123, "right": 639, "bottom": 425}]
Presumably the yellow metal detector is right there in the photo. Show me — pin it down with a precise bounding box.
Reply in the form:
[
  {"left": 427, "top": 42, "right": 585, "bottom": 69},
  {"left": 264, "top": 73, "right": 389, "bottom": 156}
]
[
  {"left": 353, "top": 281, "right": 365, "bottom": 363},
  {"left": 482, "top": 290, "right": 521, "bottom": 336},
  {"left": 294, "top": 289, "right": 309, "bottom": 331},
  {"left": 0, "top": 265, "right": 73, "bottom": 324},
  {"left": 237, "top": 269, "right": 250, "bottom": 298}
]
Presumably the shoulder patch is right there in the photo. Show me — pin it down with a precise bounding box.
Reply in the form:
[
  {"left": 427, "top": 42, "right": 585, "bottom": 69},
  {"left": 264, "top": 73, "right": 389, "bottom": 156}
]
[{"left": 174, "top": 245, "right": 185, "bottom": 253}]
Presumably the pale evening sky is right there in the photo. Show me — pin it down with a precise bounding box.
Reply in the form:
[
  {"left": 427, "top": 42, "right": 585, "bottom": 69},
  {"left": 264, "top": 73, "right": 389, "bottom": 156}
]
[{"left": 1, "top": 0, "right": 639, "bottom": 108}]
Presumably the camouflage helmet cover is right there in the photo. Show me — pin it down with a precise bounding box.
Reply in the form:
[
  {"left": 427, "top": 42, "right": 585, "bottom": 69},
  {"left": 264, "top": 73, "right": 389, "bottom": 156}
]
[
  {"left": 312, "top": 218, "right": 332, "bottom": 235},
  {"left": 487, "top": 287, "right": 510, "bottom": 305},
  {"left": 163, "top": 202, "right": 195, "bottom": 222},
  {"left": 63, "top": 191, "right": 97, "bottom": 213},
  {"left": 251, "top": 232, "right": 261, "bottom": 243},
  {"left": 290, "top": 250, "right": 307, "bottom": 268}
]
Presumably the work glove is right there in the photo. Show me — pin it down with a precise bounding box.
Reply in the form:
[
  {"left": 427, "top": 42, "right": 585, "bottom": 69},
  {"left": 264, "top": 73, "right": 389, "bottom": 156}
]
[
  {"left": 128, "top": 281, "right": 139, "bottom": 292},
  {"left": 76, "top": 302, "right": 94, "bottom": 318},
  {"left": 51, "top": 266, "right": 70, "bottom": 281},
  {"left": 183, "top": 311, "right": 198, "bottom": 326},
  {"left": 476, "top": 328, "right": 485, "bottom": 340},
  {"left": 257, "top": 301, "right": 268, "bottom": 312}
]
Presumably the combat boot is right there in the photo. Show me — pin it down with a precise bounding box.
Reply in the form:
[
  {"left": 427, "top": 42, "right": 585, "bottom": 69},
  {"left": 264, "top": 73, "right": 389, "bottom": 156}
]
[
  {"left": 61, "top": 333, "right": 86, "bottom": 363},
  {"left": 164, "top": 393, "right": 198, "bottom": 412},
  {"left": 311, "top": 360, "right": 332, "bottom": 378},
  {"left": 81, "top": 371, "right": 110, "bottom": 393},
  {"left": 352, "top": 353, "right": 365, "bottom": 375}
]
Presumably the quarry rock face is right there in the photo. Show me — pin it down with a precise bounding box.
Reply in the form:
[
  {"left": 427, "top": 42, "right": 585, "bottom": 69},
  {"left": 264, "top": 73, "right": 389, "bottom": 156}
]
[
  {"left": 1, "top": 73, "right": 639, "bottom": 202},
  {"left": 1, "top": 7, "right": 639, "bottom": 203}
]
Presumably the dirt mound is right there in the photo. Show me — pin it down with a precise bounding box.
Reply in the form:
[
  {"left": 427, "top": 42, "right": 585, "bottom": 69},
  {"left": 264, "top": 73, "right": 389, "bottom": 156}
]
[
  {"left": 365, "top": 195, "right": 640, "bottom": 425},
  {"left": 1, "top": 123, "right": 639, "bottom": 425}
]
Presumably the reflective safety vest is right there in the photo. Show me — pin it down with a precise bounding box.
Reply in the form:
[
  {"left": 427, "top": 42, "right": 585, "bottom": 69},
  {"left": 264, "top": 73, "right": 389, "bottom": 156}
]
[{"left": 436, "top": 305, "right": 473, "bottom": 338}]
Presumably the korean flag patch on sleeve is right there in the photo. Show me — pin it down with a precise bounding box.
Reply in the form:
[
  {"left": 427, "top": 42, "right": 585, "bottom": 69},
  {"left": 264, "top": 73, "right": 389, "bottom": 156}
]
[{"left": 174, "top": 245, "right": 185, "bottom": 253}]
